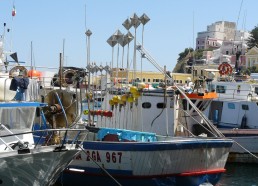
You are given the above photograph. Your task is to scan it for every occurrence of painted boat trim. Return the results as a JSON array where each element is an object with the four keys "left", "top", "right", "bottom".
[
  {"left": 83, "top": 139, "right": 233, "bottom": 151},
  {"left": 64, "top": 167, "right": 226, "bottom": 178}
]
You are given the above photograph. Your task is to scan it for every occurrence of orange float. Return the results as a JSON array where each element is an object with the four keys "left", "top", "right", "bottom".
[{"left": 28, "top": 69, "right": 42, "bottom": 79}]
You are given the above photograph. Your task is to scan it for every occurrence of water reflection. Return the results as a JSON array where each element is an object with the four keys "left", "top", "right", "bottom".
[{"left": 217, "top": 163, "right": 258, "bottom": 186}]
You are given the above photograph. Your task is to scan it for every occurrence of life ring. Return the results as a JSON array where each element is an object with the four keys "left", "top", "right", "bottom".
[
  {"left": 9, "top": 66, "right": 28, "bottom": 77},
  {"left": 218, "top": 63, "right": 232, "bottom": 75}
]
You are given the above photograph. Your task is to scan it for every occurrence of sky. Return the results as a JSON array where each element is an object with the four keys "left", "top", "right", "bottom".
[{"left": 0, "top": 0, "right": 257, "bottom": 72}]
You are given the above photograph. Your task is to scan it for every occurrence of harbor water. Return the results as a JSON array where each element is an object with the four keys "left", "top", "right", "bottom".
[{"left": 217, "top": 163, "right": 258, "bottom": 185}]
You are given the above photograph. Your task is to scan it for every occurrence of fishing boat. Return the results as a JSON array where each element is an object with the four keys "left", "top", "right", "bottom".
[
  {"left": 57, "top": 81, "right": 233, "bottom": 186},
  {"left": 0, "top": 95, "right": 87, "bottom": 185},
  {"left": 203, "top": 71, "right": 258, "bottom": 163},
  {"left": 56, "top": 62, "right": 233, "bottom": 186},
  {"left": 0, "top": 38, "right": 89, "bottom": 185},
  {"left": 55, "top": 14, "right": 233, "bottom": 185}
]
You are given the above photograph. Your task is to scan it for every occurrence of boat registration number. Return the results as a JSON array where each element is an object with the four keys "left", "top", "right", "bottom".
[{"left": 76, "top": 150, "right": 123, "bottom": 163}]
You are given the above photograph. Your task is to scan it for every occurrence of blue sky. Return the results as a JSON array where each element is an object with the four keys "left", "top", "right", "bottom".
[{"left": 0, "top": 0, "right": 257, "bottom": 72}]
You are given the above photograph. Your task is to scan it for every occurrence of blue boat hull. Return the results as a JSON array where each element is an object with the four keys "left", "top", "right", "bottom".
[{"left": 58, "top": 169, "right": 222, "bottom": 186}]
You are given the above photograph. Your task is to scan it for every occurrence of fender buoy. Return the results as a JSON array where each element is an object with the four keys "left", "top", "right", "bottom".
[{"left": 218, "top": 63, "right": 232, "bottom": 75}]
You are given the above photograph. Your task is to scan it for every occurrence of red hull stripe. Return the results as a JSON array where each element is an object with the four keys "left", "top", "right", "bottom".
[
  {"left": 64, "top": 168, "right": 226, "bottom": 179},
  {"left": 179, "top": 169, "right": 226, "bottom": 176}
]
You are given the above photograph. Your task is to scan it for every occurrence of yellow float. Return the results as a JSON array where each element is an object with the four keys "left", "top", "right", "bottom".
[{"left": 130, "top": 86, "right": 138, "bottom": 94}]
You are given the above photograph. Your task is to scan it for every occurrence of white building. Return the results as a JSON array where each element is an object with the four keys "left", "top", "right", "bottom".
[
  {"left": 196, "top": 21, "right": 250, "bottom": 66},
  {"left": 196, "top": 21, "right": 250, "bottom": 50}
]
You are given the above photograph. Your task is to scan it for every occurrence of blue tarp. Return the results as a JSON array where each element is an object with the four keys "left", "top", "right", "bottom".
[{"left": 97, "top": 128, "right": 157, "bottom": 142}]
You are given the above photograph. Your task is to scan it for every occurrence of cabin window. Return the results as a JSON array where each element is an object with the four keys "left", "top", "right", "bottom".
[
  {"left": 142, "top": 102, "right": 151, "bottom": 109},
  {"left": 228, "top": 103, "right": 235, "bottom": 109},
  {"left": 242, "top": 104, "right": 249, "bottom": 110},
  {"left": 157, "top": 103, "right": 166, "bottom": 109},
  {"left": 216, "top": 85, "right": 226, "bottom": 93}
]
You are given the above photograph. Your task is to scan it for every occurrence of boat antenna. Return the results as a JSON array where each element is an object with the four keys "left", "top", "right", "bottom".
[
  {"left": 233, "top": 0, "right": 244, "bottom": 73},
  {"left": 192, "top": 11, "right": 195, "bottom": 81},
  {"left": 30, "top": 41, "right": 33, "bottom": 78},
  {"left": 62, "top": 38, "right": 65, "bottom": 66}
]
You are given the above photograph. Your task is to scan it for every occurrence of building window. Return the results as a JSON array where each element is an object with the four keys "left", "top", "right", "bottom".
[
  {"left": 148, "top": 79, "right": 150, "bottom": 82},
  {"left": 255, "top": 87, "right": 258, "bottom": 94},
  {"left": 226, "top": 51, "right": 229, "bottom": 55},
  {"left": 153, "top": 79, "right": 156, "bottom": 82},
  {"left": 143, "top": 78, "right": 145, "bottom": 82},
  {"left": 198, "top": 41, "right": 199, "bottom": 44},
  {"left": 194, "top": 70, "right": 197, "bottom": 76}
]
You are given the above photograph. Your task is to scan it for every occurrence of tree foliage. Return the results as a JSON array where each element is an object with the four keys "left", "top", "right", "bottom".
[
  {"left": 174, "top": 48, "right": 206, "bottom": 73},
  {"left": 242, "top": 66, "right": 258, "bottom": 75},
  {"left": 247, "top": 25, "right": 258, "bottom": 49},
  {"left": 177, "top": 48, "right": 193, "bottom": 62}
]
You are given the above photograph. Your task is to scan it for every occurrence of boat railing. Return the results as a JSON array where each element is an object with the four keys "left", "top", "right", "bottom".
[
  {"left": 0, "top": 127, "right": 89, "bottom": 151},
  {"left": 216, "top": 88, "right": 258, "bottom": 101},
  {"left": 0, "top": 64, "right": 88, "bottom": 101}
]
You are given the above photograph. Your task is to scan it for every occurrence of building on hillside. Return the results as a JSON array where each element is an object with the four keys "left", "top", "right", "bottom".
[
  {"left": 196, "top": 21, "right": 236, "bottom": 50},
  {"left": 171, "top": 73, "right": 191, "bottom": 84},
  {"left": 245, "top": 46, "right": 258, "bottom": 69},
  {"left": 95, "top": 68, "right": 193, "bottom": 87},
  {"left": 196, "top": 21, "right": 250, "bottom": 51},
  {"left": 110, "top": 68, "right": 168, "bottom": 84},
  {"left": 196, "top": 21, "right": 250, "bottom": 67}
]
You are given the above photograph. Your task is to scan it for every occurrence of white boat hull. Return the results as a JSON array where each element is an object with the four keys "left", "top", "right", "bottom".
[
  {"left": 0, "top": 145, "right": 79, "bottom": 186},
  {"left": 221, "top": 129, "right": 258, "bottom": 163},
  {"left": 60, "top": 137, "right": 232, "bottom": 186}
]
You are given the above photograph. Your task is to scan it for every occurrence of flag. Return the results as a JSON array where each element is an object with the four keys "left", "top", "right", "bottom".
[{"left": 12, "top": 6, "right": 16, "bottom": 17}]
